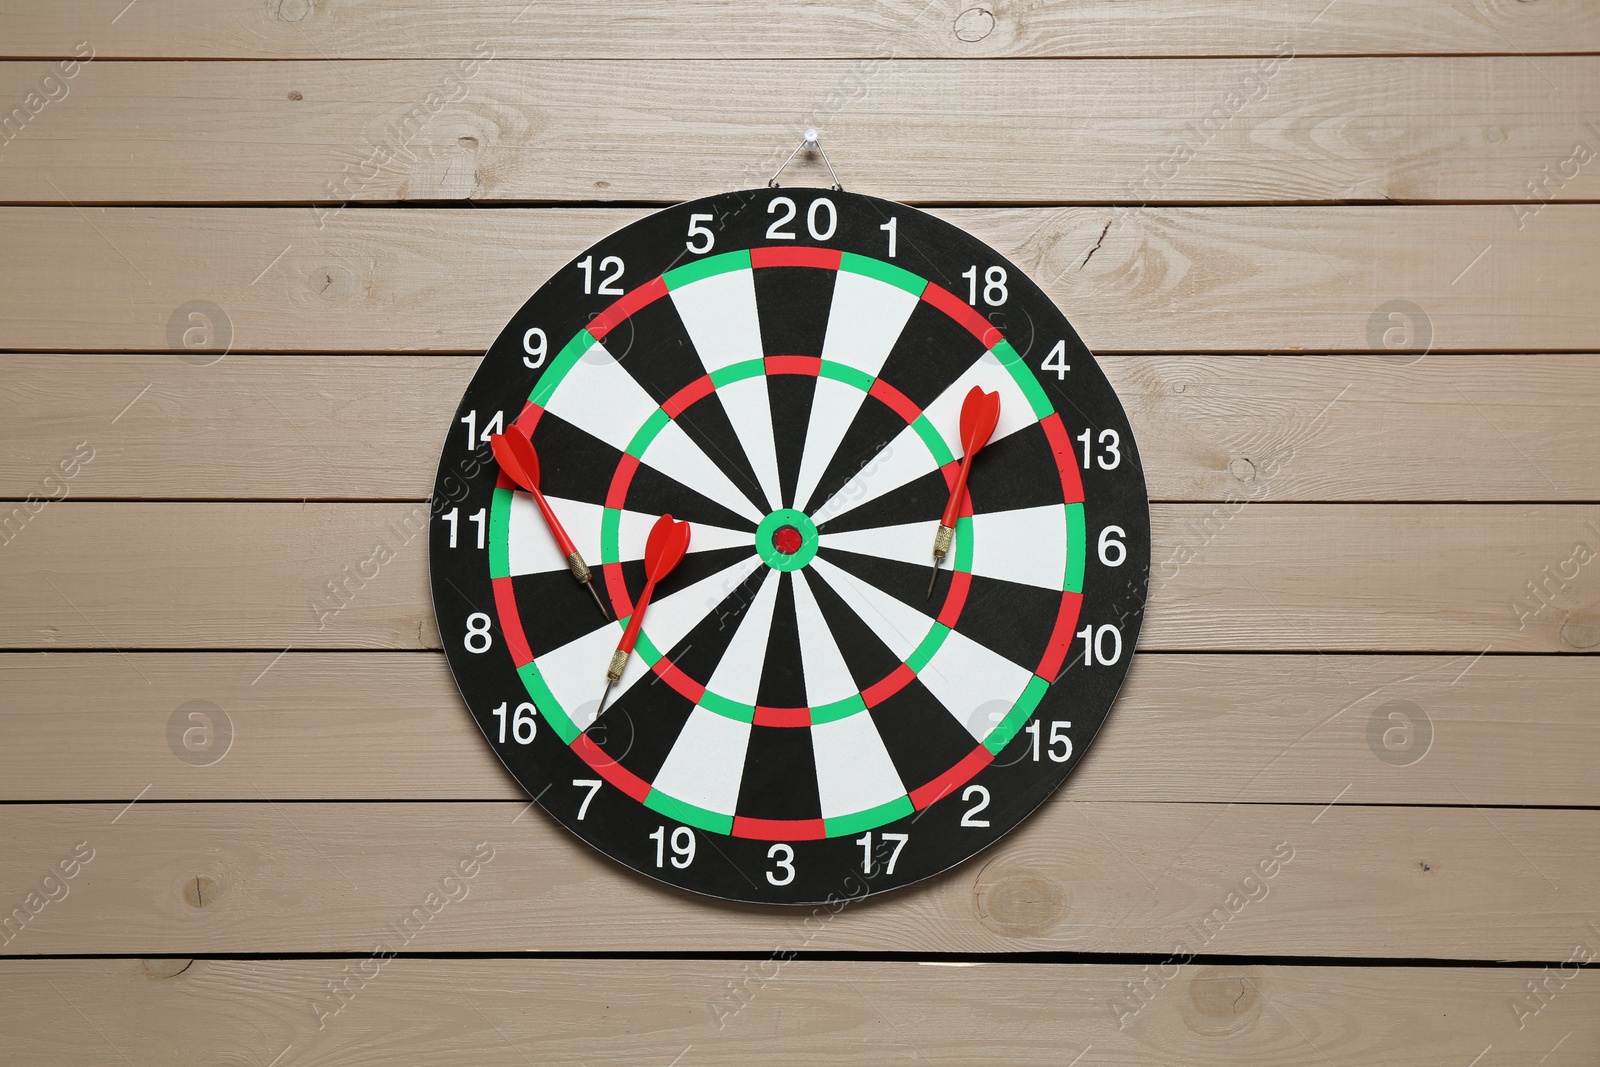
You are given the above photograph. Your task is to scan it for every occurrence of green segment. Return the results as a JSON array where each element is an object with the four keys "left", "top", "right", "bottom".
[
  {"left": 531, "top": 330, "right": 597, "bottom": 406},
  {"left": 709, "top": 358, "right": 767, "bottom": 388},
  {"left": 756, "top": 508, "right": 819, "bottom": 572},
  {"left": 624, "top": 407, "right": 672, "bottom": 460},
  {"left": 645, "top": 790, "right": 735, "bottom": 835},
  {"left": 817, "top": 359, "right": 875, "bottom": 392},
  {"left": 518, "top": 662, "right": 579, "bottom": 745},
  {"left": 910, "top": 414, "right": 956, "bottom": 467},
  {"left": 1064, "top": 503, "right": 1086, "bottom": 593},
  {"left": 824, "top": 795, "right": 915, "bottom": 838},
  {"left": 985, "top": 674, "right": 1050, "bottom": 755},
  {"left": 488, "top": 487, "right": 513, "bottom": 579},
  {"left": 663, "top": 249, "right": 750, "bottom": 290},
  {"left": 600, "top": 505, "right": 623, "bottom": 565},
  {"left": 699, "top": 689, "right": 756, "bottom": 723},
  {"left": 953, "top": 514, "right": 974, "bottom": 574},
  {"left": 906, "top": 624, "right": 951, "bottom": 674},
  {"left": 810, "top": 694, "right": 867, "bottom": 724},
  {"left": 839, "top": 252, "right": 927, "bottom": 296}
]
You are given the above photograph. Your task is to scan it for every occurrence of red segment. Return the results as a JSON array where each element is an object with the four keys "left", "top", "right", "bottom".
[
  {"left": 765, "top": 354, "right": 822, "bottom": 377},
  {"left": 513, "top": 400, "right": 545, "bottom": 435},
  {"left": 1039, "top": 413, "right": 1086, "bottom": 504},
  {"left": 868, "top": 378, "right": 922, "bottom": 425},
  {"left": 862, "top": 664, "right": 916, "bottom": 708},
  {"left": 1037, "top": 590, "right": 1085, "bottom": 680},
  {"left": 588, "top": 276, "right": 668, "bottom": 340},
  {"left": 651, "top": 655, "right": 706, "bottom": 705},
  {"left": 492, "top": 577, "right": 533, "bottom": 668},
  {"left": 732, "top": 815, "right": 827, "bottom": 841},
  {"left": 663, "top": 374, "right": 715, "bottom": 418},
  {"left": 922, "top": 282, "right": 1004, "bottom": 349},
  {"left": 572, "top": 734, "right": 651, "bottom": 802},
  {"left": 602, "top": 560, "right": 632, "bottom": 619},
  {"left": 936, "top": 570, "right": 972, "bottom": 628},
  {"left": 605, "top": 453, "right": 640, "bottom": 510},
  {"left": 772, "top": 525, "right": 803, "bottom": 555},
  {"left": 751, "top": 246, "right": 842, "bottom": 270},
  {"left": 753, "top": 705, "right": 812, "bottom": 728},
  {"left": 910, "top": 745, "right": 994, "bottom": 810}
]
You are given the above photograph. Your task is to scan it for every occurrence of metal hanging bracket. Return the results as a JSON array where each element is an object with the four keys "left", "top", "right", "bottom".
[{"left": 767, "top": 128, "right": 843, "bottom": 191}]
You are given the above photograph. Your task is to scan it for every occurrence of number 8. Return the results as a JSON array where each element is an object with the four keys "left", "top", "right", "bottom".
[{"left": 464, "top": 612, "right": 493, "bottom": 653}]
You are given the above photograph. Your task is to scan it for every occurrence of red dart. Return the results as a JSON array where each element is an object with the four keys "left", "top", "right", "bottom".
[
  {"left": 928, "top": 386, "right": 1001, "bottom": 598},
  {"left": 489, "top": 425, "right": 611, "bottom": 622},
  {"left": 596, "top": 514, "right": 692, "bottom": 718}
]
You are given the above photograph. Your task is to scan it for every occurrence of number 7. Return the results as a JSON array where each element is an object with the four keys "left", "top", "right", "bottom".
[{"left": 573, "top": 779, "right": 602, "bottom": 820}]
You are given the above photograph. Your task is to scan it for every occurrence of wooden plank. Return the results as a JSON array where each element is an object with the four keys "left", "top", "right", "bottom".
[
  {"left": 5, "top": 353, "right": 1599, "bottom": 502},
  {"left": 6, "top": 58, "right": 1599, "bottom": 204},
  {"left": 3, "top": 206, "right": 1595, "bottom": 354},
  {"left": 0, "top": 799, "right": 1592, "bottom": 957},
  {"left": 3, "top": 0, "right": 1597, "bottom": 58},
  {"left": 3, "top": 959, "right": 1596, "bottom": 1066},
  {"left": 4, "top": 502, "right": 1597, "bottom": 653},
  {"left": 2, "top": 652, "right": 1594, "bottom": 806}
]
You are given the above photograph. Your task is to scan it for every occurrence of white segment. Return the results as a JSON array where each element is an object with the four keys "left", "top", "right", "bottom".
[
  {"left": 969, "top": 505, "right": 1069, "bottom": 590},
  {"left": 811, "top": 714, "right": 907, "bottom": 820},
  {"left": 819, "top": 269, "right": 922, "bottom": 376},
  {"left": 670, "top": 268, "right": 763, "bottom": 372},
  {"left": 541, "top": 340, "right": 660, "bottom": 452},
  {"left": 506, "top": 496, "right": 752, "bottom": 577},
  {"left": 917, "top": 627, "right": 1037, "bottom": 744},
  {"left": 703, "top": 569, "right": 780, "bottom": 706},
  {"left": 614, "top": 508, "right": 753, "bottom": 563},
  {"left": 818, "top": 517, "right": 944, "bottom": 571},
  {"left": 650, "top": 707, "right": 751, "bottom": 817},
  {"left": 792, "top": 271, "right": 921, "bottom": 509},
  {"left": 543, "top": 340, "right": 764, "bottom": 524},
  {"left": 641, "top": 419, "right": 766, "bottom": 525},
  {"left": 809, "top": 421, "right": 940, "bottom": 526},
  {"left": 711, "top": 374, "right": 782, "bottom": 512},
  {"left": 791, "top": 571, "right": 860, "bottom": 707},
  {"left": 791, "top": 376, "right": 867, "bottom": 514},
  {"left": 505, "top": 494, "right": 604, "bottom": 576},
  {"left": 540, "top": 553, "right": 762, "bottom": 731},
  {"left": 809, "top": 556, "right": 933, "bottom": 662},
  {"left": 920, "top": 350, "right": 1039, "bottom": 452}
]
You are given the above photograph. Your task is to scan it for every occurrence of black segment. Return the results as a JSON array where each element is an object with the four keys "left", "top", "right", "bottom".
[
  {"left": 608, "top": 295, "right": 703, "bottom": 401},
  {"left": 662, "top": 566, "right": 774, "bottom": 684},
  {"left": 609, "top": 545, "right": 757, "bottom": 619},
  {"left": 875, "top": 299, "right": 988, "bottom": 411},
  {"left": 671, "top": 394, "right": 771, "bottom": 515},
  {"left": 952, "top": 573, "right": 1062, "bottom": 676},
  {"left": 754, "top": 265, "right": 836, "bottom": 357},
  {"left": 528, "top": 411, "right": 624, "bottom": 508},
  {"left": 802, "top": 397, "right": 917, "bottom": 517},
  {"left": 624, "top": 460, "right": 757, "bottom": 534},
  {"left": 801, "top": 570, "right": 903, "bottom": 689},
  {"left": 816, "top": 546, "right": 941, "bottom": 622},
  {"left": 736, "top": 724, "right": 822, "bottom": 822},
  {"left": 755, "top": 572, "right": 807, "bottom": 710},
  {"left": 593, "top": 680, "right": 697, "bottom": 786},
  {"left": 509, "top": 570, "right": 614, "bottom": 660},
  {"left": 768, "top": 373, "right": 818, "bottom": 509},
  {"left": 866, "top": 678, "right": 984, "bottom": 792}
]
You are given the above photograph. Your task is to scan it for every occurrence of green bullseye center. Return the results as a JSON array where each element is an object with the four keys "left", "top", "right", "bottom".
[{"left": 756, "top": 508, "right": 819, "bottom": 571}]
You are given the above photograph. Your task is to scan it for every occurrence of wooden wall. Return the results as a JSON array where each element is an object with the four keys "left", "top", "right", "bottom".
[{"left": 2, "top": 1, "right": 1598, "bottom": 1062}]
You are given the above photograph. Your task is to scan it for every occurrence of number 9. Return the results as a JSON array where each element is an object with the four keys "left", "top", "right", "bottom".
[{"left": 523, "top": 328, "right": 547, "bottom": 369}]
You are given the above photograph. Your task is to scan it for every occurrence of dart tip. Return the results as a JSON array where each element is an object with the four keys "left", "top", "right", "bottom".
[
  {"left": 926, "top": 559, "right": 941, "bottom": 599},
  {"left": 595, "top": 679, "right": 615, "bottom": 721},
  {"left": 586, "top": 580, "right": 612, "bottom": 622}
]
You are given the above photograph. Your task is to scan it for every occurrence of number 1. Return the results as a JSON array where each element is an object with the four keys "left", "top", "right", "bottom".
[{"left": 880, "top": 217, "right": 897, "bottom": 258}]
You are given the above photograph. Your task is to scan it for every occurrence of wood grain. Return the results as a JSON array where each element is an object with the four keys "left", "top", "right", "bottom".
[
  {"left": 0, "top": 799, "right": 1592, "bottom": 957},
  {"left": 3, "top": 959, "right": 1596, "bottom": 1066},
  {"left": 4, "top": 502, "right": 1596, "bottom": 653},
  {"left": 2, "top": 652, "right": 1594, "bottom": 806},
  {"left": 3, "top": 206, "right": 1596, "bottom": 353},
  {"left": 5, "top": 353, "right": 1598, "bottom": 502},
  {"left": 3, "top": 0, "right": 1596, "bottom": 58},
  {"left": 6, "top": 58, "right": 1599, "bottom": 203}
]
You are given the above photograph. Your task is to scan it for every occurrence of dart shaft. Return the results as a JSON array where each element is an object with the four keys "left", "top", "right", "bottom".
[
  {"left": 530, "top": 485, "right": 581, "bottom": 558},
  {"left": 940, "top": 454, "right": 976, "bottom": 530}
]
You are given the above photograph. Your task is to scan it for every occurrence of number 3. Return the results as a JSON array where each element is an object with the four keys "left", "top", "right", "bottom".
[{"left": 767, "top": 844, "right": 795, "bottom": 885}]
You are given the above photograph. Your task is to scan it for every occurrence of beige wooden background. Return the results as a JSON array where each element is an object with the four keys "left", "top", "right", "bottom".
[{"left": 2, "top": 1, "right": 1598, "bottom": 1063}]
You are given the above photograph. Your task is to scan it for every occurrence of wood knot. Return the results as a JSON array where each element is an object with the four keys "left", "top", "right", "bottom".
[
  {"left": 287, "top": 90, "right": 303, "bottom": 101},
  {"left": 1228, "top": 457, "right": 1258, "bottom": 483},
  {"left": 972, "top": 865, "right": 1066, "bottom": 937},
  {"left": 142, "top": 958, "right": 194, "bottom": 980},
  {"left": 1561, "top": 611, "right": 1600, "bottom": 649},
  {"left": 276, "top": 0, "right": 312, "bottom": 22},
  {"left": 1184, "top": 966, "right": 1263, "bottom": 1035},
  {"left": 954, "top": 7, "right": 996, "bottom": 42},
  {"left": 182, "top": 875, "right": 221, "bottom": 909}
]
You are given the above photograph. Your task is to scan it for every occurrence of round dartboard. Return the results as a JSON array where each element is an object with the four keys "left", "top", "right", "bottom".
[{"left": 430, "top": 187, "right": 1149, "bottom": 905}]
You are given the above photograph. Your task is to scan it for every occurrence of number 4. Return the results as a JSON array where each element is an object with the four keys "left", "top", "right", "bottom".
[{"left": 1041, "top": 340, "right": 1070, "bottom": 380}]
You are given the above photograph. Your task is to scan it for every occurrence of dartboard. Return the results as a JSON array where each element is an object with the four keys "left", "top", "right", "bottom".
[{"left": 430, "top": 187, "right": 1149, "bottom": 905}]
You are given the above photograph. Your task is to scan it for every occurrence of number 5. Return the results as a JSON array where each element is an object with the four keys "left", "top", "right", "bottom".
[{"left": 686, "top": 213, "right": 715, "bottom": 254}]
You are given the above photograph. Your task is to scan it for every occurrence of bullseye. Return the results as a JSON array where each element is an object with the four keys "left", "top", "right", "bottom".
[{"left": 772, "top": 525, "right": 803, "bottom": 555}]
